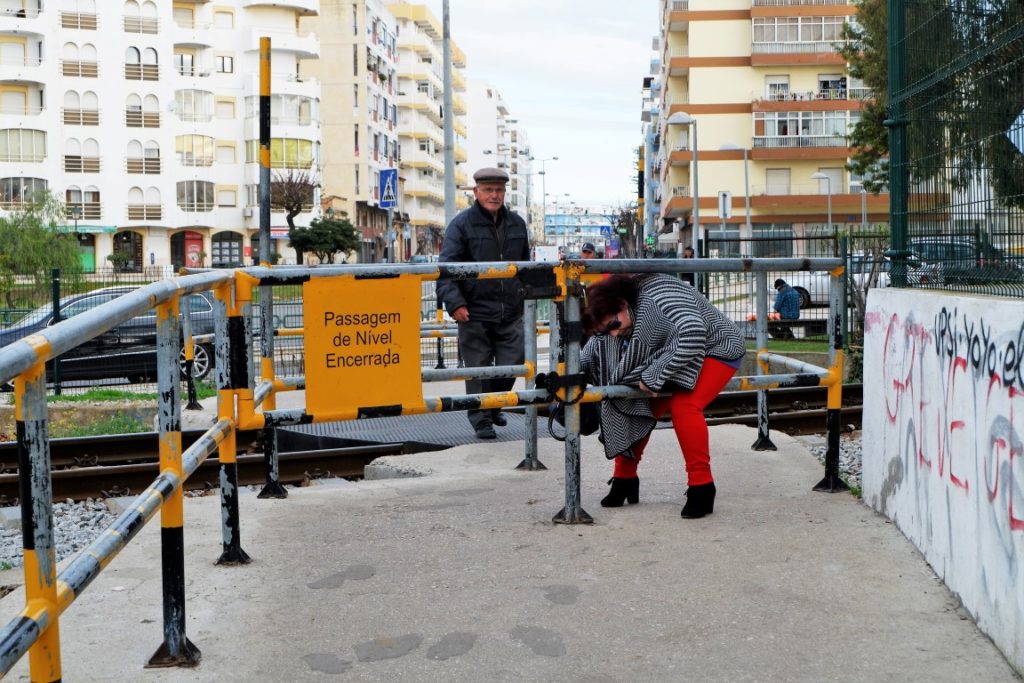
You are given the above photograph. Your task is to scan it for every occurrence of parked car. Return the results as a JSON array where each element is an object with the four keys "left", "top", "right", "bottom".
[
  {"left": 849, "top": 252, "right": 891, "bottom": 291},
  {"left": 0, "top": 287, "right": 215, "bottom": 388},
  {"left": 906, "top": 237, "right": 1023, "bottom": 286}
]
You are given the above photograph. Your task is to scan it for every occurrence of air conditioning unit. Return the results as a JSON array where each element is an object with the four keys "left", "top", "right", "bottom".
[{"left": 242, "top": 207, "right": 253, "bottom": 218}]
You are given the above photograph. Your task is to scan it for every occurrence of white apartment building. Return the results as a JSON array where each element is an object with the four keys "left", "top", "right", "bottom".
[
  {"left": 465, "top": 79, "right": 532, "bottom": 224},
  {"left": 0, "top": 0, "right": 320, "bottom": 272},
  {"left": 301, "top": 0, "right": 402, "bottom": 263},
  {"left": 387, "top": 2, "right": 467, "bottom": 255}
]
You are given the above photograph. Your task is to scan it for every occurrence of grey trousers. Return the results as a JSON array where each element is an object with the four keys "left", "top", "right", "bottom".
[{"left": 457, "top": 318, "right": 524, "bottom": 429}]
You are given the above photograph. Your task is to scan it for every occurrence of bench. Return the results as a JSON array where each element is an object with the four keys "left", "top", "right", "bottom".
[{"left": 741, "top": 318, "right": 828, "bottom": 340}]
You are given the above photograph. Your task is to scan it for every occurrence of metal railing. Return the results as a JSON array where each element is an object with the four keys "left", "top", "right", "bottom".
[{"left": 0, "top": 258, "right": 848, "bottom": 678}]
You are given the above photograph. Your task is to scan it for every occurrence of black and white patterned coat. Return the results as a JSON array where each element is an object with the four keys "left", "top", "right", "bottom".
[{"left": 581, "top": 275, "right": 745, "bottom": 460}]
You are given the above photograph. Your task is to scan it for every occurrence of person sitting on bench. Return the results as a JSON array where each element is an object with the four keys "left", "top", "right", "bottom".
[{"left": 771, "top": 278, "right": 801, "bottom": 339}]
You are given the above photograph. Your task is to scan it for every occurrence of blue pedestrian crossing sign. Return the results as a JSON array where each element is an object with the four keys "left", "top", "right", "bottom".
[{"left": 379, "top": 169, "right": 398, "bottom": 209}]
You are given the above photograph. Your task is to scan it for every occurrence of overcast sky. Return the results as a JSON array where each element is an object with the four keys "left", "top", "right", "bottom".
[{"left": 420, "top": 0, "right": 658, "bottom": 210}]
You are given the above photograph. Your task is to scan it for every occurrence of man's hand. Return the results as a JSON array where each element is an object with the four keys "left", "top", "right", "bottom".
[
  {"left": 638, "top": 381, "right": 657, "bottom": 397},
  {"left": 451, "top": 306, "right": 470, "bottom": 322}
]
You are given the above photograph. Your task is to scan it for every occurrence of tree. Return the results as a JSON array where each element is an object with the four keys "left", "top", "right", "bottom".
[
  {"left": 270, "top": 169, "right": 317, "bottom": 231},
  {"left": 838, "top": 0, "right": 889, "bottom": 193},
  {"left": 288, "top": 216, "right": 360, "bottom": 265},
  {"left": 612, "top": 204, "right": 642, "bottom": 258},
  {"left": 0, "top": 194, "right": 82, "bottom": 308}
]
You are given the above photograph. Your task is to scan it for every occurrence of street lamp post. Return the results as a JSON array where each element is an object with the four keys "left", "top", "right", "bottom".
[
  {"left": 811, "top": 172, "right": 833, "bottom": 234},
  {"left": 853, "top": 182, "right": 867, "bottom": 231},
  {"left": 70, "top": 204, "right": 82, "bottom": 234},
  {"left": 667, "top": 112, "right": 698, "bottom": 255},
  {"left": 531, "top": 155, "right": 558, "bottom": 242}
]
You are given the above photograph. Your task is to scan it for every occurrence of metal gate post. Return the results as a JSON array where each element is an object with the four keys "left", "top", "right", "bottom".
[
  {"left": 751, "top": 271, "right": 777, "bottom": 450},
  {"left": 553, "top": 268, "right": 592, "bottom": 524},
  {"left": 14, "top": 367, "right": 62, "bottom": 681},
  {"left": 180, "top": 293, "right": 202, "bottom": 411},
  {"left": 814, "top": 266, "right": 849, "bottom": 493},
  {"left": 213, "top": 282, "right": 252, "bottom": 565},
  {"left": 517, "top": 299, "right": 545, "bottom": 471},
  {"left": 147, "top": 296, "right": 201, "bottom": 668}
]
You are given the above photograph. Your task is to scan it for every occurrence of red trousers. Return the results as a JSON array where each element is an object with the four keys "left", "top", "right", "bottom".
[{"left": 612, "top": 358, "right": 737, "bottom": 486}]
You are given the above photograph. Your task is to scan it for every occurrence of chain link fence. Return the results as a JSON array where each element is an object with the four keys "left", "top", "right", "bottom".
[{"left": 890, "top": 2, "right": 1024, "bottom": 296}]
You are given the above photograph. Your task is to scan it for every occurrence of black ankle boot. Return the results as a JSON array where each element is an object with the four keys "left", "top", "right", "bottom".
[
  {"left": 600, "top": 477, "right": 639, "bottom": 507},
  {"left": 681, "top": 482, "right": 716, "bottom": 519}
]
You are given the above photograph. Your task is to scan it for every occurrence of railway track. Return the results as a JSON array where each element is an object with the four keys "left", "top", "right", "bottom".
[{"left": 0, "top": 385, "right": 863, "bottom": 502}]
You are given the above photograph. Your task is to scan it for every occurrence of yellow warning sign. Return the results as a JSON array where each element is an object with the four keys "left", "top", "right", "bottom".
[{"left": 303, "top": 275, "right": 423, "bottom": 415}]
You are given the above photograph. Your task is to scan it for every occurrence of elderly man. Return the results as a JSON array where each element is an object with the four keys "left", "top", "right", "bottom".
[{"left": 437, "top": 168, "right": 532, "bottom": 439}]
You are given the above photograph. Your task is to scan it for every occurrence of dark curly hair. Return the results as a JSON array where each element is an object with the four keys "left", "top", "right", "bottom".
[{"left": 583, "top": 275, "right": 642, "bottom": 334}]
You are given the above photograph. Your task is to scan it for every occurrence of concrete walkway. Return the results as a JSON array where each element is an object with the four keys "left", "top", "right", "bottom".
[{"left": 0, "top": 424, "right": 1019, "bottom": 681}]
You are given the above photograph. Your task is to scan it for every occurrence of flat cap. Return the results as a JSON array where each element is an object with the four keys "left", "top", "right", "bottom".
[{"left": 473, "top": 167, "right": 510, "bottom": 184}]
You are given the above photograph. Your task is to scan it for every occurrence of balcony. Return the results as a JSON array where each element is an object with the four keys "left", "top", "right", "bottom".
[
  {"left": 398, "top": 91, "right": 441, "bottom": 125},
  {"left": 123, "top": 16, "right": 159, "bottom": 34},
  {"left": 126, "top": 157, "right": 162, "bottom": 174},
  {"left": 177, "top": 200, "right": 215, "bottom": 213},
  {"left": 752, "top": 134, "right": 847, "bottom": 148},
  {"left": 60, "top": 11, "right": 97, "bottom": 30},
  {"left": 755, "top": 87, "right": 873, "bottom": 106},
  {"left": 398, "top": 31, "right": 438, "bottom": 59},
  {"left": 405, "top": 177, "right": 444, "bottom": 203},
  {"left": 64, "top": 155, "right": 101, "bottom": 173},
  {"left": 175, "top": 65, "right": 213, "bottom": 79},
  {"left": 125, "top": 110, "right": 160, "bottom": 127},
  {"left": 667, "top": 46, "right": 690, "bottom": 76},
  {"left": 172, "top": 20, "right": 214, "bottom": 48},
  {"left": 61, "top": 60, "right": 99, "bottom": 77},
  {"left": 62, "top": 108, "right": 100, "bottom": 125},
  {"left": 127, "top": 204, "right": 163, "bottom": 221},
  {"left": 752, "top": 0, "right": 850, "bottom": 5},
  {"left": 1, "top": 5, "right": 43, "bottom": 20},
  {"left": 750, "top": 134, "right": 850, "bottom": 160},
  {"left": 401, "top": 149, "right": 443, "bottom": 173},
  {"left": 124, "top": 63, "right": 159, "bottom": 81},
  {"left": 241, "top": 0, "right": 318, "bottom": 14},
  {"left": 452, "top": 94, "right": 467, "bottom": 115},
  {"left": 247, "top": 30, "right": 319, "bottom": 59},
  {"left": 0, "top": 149, "right": 44, "bottom": 163},
  {"left": 750, "top": 41, "right": 848, "bottom": 66},
  {"left": 65, "top": 202, "right": 101, "bottom": 220},
  {"left": 178, "top": 152, "right": 214, "bottom": 168}
]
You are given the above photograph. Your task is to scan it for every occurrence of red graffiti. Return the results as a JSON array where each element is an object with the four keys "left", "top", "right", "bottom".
[{"left": 879, "top": 308, "right": 1023, "bottom": 532}]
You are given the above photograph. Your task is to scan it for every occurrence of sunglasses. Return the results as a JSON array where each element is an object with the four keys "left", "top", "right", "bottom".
[{"left": 597, "top": 317, "right": 623, "bottom": 335}]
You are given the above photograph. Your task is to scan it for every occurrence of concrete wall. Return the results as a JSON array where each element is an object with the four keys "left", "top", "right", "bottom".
[{"left": 863, "top": 288, "right": 1024, "bottom": 673}]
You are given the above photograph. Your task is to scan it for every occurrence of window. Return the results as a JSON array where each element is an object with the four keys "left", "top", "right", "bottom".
[
  {"left": 175, "top": 89, "right": 213, "bottom": 121},
  {"left": 243, "top": 94, "right": 316, "bottom": 124},
  {"left": 214, "top": 10, "right": 233, "bottom": 29},
  {"left": 216, "top": 55, "right": 233, "bottom": 74},
  {"left": 0, "top": 129, "right": 46, "bottom": 162},
  {"left": 752, "top": 225, "right": 794, "bottom": 257},
  {"left": 216, "top": 144, "right": 236, "bottom": 164},
  {"left": 765, "top": 75, "right": 789, "bottom": 101},
  {"left": 177, "top": 180, "right": 215, "bottom": 211},
  {"left": 216, "top": 98, "right": 235, "bottom": 120},
  {"left": 0, "top": 177, "right": 47, "bottom": 208},
  {"left": 176, "top": 134, "right": 215, "bottom": 166},
  {"left": 244, "top": 138, "right": 315, "bottom": 169},
  {"left": 765, "top": 169, "right": 790, "bottom": 196},
  {"left": 815, "top": 167, "right": 843, "bottom": 195},
  {"left": 173, "top": 7, "right": 193, "bottom": 28},
  {"left": 211, "top": 232, "right": 243, "bottom": 267},
  {"left": 216, "top": 189, "right": 237, "bottom": 207}
]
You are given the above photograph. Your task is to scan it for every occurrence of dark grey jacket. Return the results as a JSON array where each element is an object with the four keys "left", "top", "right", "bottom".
[{"left": 436, "top": 202, "right": 531, "bottom": 323}]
